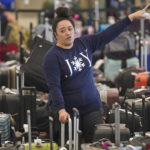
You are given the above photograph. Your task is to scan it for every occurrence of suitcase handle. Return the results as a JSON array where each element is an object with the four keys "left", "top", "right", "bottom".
[
  {"left": 113, "top": 103, "right": 120, "bottom": 147},
  {"left": 49, "top": 116, "right": 53, "bottom": 150},
  {"left": 142, "top": 94, "right": 146, "bottom": 136},
  {"left": 0, "top": 131, "right": 2, "bottom": 147},
  {"left": 20, "top": 86, "right": 37, "bottom": 97},
  {"left": 73, "top": 108, "right": 81, "bottom": 150},
  {"left": 68, "top": 118, "right": 72, "bottom": 150},
  {"left": 61, "top": 118, "right": 72, "bottom": 150},
  {"left": 27, "top": 110, "right": 32, "bottom": 150},
  {"left": 61, "top": 123, "right": 65, "bottom": 148},
  {"left": 20, "top": 86, "right": 36, "bottom": 93},
  {"left": 60, "top": 108, "right": 81, "bottom": 150}
]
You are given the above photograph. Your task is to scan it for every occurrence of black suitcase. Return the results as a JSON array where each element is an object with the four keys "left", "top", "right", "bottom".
[
  {"left": 22, "top": 110, "right": 59, "bottom": 150},
  {"left": 19, "top": 87, "right": 37, "bottom": 130},
  {"left": 125, "top": 96, "right": 150, "bottom": 132},
  {"left": 93, "top": 103, "right": 130, "bottom": 143},
  {"left": 125, "top": 96, "right": 150, "bottom": 147},
  {"left": 107, "top": 108, "right": 142, "bottom": 132},
  {"left": 0, "top": 87, "right": 37, "bottom": 131},
  {"left": 0, "top": 66, "right": 17, "bottom": 89},
  {"left": 0, "top": 89, "right": 20, "bottom": 129},
  {"left": 81, "top": 103, "right": 123, "bottom": 150}
]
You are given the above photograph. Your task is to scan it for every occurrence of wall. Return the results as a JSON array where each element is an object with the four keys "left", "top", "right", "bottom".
[{"left": 15, "top": 0, "right": 47, "bottom": 29}]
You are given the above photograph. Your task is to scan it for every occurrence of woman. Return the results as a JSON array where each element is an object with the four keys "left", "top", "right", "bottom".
[{"left": 42, "top": 5, "right": 149, "bottom": 143}]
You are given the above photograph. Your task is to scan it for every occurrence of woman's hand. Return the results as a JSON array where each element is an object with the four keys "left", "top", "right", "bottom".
[
  {"left": 58, "top": 108, "right": 70, "bottom": 123},
  {"left": 128, "top": 4, "right": 150, "bottom": 21}
]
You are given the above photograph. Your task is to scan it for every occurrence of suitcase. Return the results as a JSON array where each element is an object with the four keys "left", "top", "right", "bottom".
[
  {"left": 125, "top": 96, "right": 150, "bottom": 132},
  {"left": 0, "top": 89, "right": 20, "bottom": 129},
  {"left": 59, "top": 108, "right": 81, "bottom": 150},
  {"left": 0, "top": 87, "right": 37, "bottom": 131},
  {"left": 0, "top": 114, "right": 10, "bottom": 143},
  {"left": 97, "top": 85, "right": 119, "bottom": 109},
  {"left": 134, "top": 72, "right": 150, "bottom": 87},
  {"left": 0, "top": 66, "right": 17, "bottom": 89},
  {"left": 126, "top": 96, "right": 150, "bottom": 147},
  {"left": 0, "top": 43, "right": 18, "bottom": 62},
  {"left": 0, "top": 128, "right": 17, "bottom": 150},
  {"left": 107, "top": 108, "right": 142, "bottom": 132},
  {"left": 93, "top": 103, "right": 130, "bottom": 143},
  {"left": 115, "top": 66, "right": 143, "bottom": 96},
  {"left": 81, "top": 103, "right": 123, "bottom": 150},
  {"left": 23, "top": 110, "right": 58, "bottom": 150},
  {"left": 19, "top": 87, "right": 37, "bottom": 130}
]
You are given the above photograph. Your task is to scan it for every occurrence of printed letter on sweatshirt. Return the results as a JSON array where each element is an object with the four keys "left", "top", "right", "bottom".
[
  {"left": 65, "top": 59, "right": 73, "bottom": 76},
  {"left": 79, "top": 49, "right": 91, "bottom": 67}
]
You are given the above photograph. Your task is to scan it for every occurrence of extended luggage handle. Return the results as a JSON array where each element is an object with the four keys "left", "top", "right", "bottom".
[
  {"left": 49, "top": 116, "right": 54, "bottom": 150},
  {"left": 112, "top": 103, "right": 120, "bottom": 147},
  {"left": 73, "top": 108, "right": 81, "bottom": 150},
  {"left": 20, "top": 86, "right": 37, "bottom": 96},
  {"left": 16, "top": 66, "right": 25, "bottom": 93},
  {"left": 0, "top": 131, "right": 1, "bottom": 147},
  {"left": 27, "top": 110, "right": 32, "bottom": 150},
  {"left": 141, "top": 94, "right": 146, "bottom": 136},
  {"left": 60, "top": 108, "right": 81, "bottom": 150},
  {"left": 61, "top": 118, "right": 72, "bottom": 150}
]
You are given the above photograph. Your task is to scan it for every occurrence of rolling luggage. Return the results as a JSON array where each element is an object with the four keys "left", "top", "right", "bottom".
[
  {"left": 93, "top": 103, "right": 130, "bottom": 143},
  {"left": 81, "top": 103, "right": 123, "bottom": 150},
  {"left": 0, "top": 125, "right": 17, "bottom": 150},
  {"left": 23, "top": 110, "right": 58, "bottom": 150},
  {"left": 0, "top": 66, "right": 17, "bottom": 89},
  {"left": 0, "top": 114, "right": 10, "bottom": 143},
  {"left": 126, "top": 95, "right": 150, "bottom": 147},
  {"left": 0, "top": 88, "right": 20, "bottom": 129},
  {"left": 115, "top": 66, "right": 143, "bottom": 96},
  {"left": 134, "top": 72, "right": 150, "bottom": 87},
  {"left": 0, "top": 87, "right": 37, "bottom": 131},
  {"left": 96, "top": 85, "right": 119, "bottom": 109},
  {"left": 125, "top": 96, "right": 150, "bottom": 132},
  {"left": 19, "top": 87, "right": 37, "bottom": 130},
  {"left": 59, "top": 108, "right": 81, "bottom": 150},
  {"left": 107, "top": 108, "right": 142, "bottom": 132}
]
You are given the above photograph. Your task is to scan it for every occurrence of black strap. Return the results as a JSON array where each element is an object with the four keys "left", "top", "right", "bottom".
[{"left": 121, "top": 59, "right": 127, "bottom": 68}]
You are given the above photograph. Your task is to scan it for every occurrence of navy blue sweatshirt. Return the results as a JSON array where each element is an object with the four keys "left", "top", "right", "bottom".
[{"left": 42, "top": 17, "right": 131, "bottom": 115}]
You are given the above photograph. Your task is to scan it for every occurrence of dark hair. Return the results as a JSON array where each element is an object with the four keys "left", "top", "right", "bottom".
[{"left": 52, "top": 7, "right": 75, "bottom": 33}]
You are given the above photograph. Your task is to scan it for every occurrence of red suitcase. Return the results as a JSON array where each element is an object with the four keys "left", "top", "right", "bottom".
[{"left": 134, "top": 72, "right": 150, "bottom": 87}]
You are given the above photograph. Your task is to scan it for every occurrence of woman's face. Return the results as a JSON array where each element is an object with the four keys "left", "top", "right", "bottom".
[{"left": 55, "top": 20, "right": 75, "bottom": 48}]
